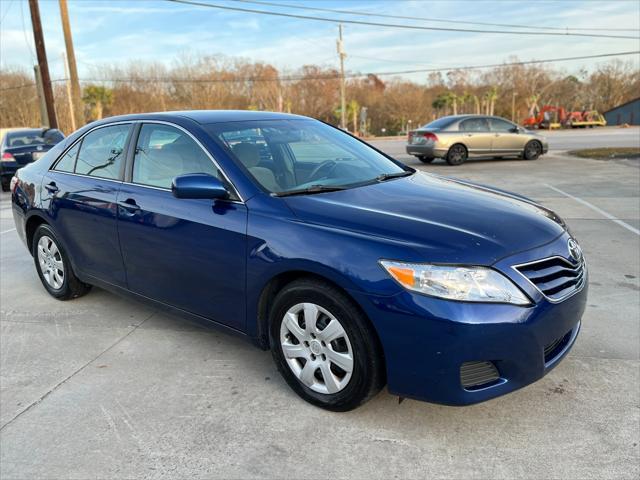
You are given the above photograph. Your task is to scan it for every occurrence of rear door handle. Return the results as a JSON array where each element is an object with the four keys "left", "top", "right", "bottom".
[
  {"left": 44, "top": 181, "right": 59, "bottom": 193},
  {"left": 118, "top": 198, "right": 141, "bottom": 212}
]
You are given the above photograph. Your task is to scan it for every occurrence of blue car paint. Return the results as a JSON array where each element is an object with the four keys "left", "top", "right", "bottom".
[{"left": 11, "top": 110, "right": 587, "bottom": 406}]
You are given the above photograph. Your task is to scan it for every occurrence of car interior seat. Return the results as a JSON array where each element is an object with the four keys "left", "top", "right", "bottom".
[{"left": 231, "top": 143, "right": 280, "bottom": 192}]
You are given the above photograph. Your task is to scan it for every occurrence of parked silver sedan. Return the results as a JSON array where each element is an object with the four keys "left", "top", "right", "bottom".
[{"left": 406, "top": 115, "right": 548, "bottom": 165}]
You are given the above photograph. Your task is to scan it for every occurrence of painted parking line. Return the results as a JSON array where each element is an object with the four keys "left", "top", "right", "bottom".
[
  {"left": 1, "top": 228, "right": 16, "bottom": 235},
  {"left": 544, "top": 184, "right": 640, "bottom": 236}
]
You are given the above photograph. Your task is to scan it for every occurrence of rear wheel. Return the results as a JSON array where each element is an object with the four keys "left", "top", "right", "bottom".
[
  {"left": 1, "top": 178, "right": 9, "bottom": 192},
  {"left": 417, "top": 155, "right": 435, "bottom": 164},
  {"left": 269, "top": 279, "right": 385, "bottom": 411},
  {"left": 32, "top": 224, "right": 91, "bottom": 300},
  {"left": 523, "top": 140, "right": 542, "bottom": 160},
  {"left": 446, "top": 144, "right": 467, "bottom": 165}
]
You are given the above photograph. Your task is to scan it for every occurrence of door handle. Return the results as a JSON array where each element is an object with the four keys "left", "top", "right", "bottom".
[
  {"left": 118, "top": 198, "right": 141, "bottom": 212},
  {"left": 44, "top": 181, "right": 59, "bottom": 193}
]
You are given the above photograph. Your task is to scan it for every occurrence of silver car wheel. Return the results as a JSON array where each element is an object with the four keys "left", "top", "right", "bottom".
[
  {"left": 280, "top": 302, "right": 354, "bottom": 394},
  {"left": 37, "top": 235, "right": 65, "bottom": 290}
]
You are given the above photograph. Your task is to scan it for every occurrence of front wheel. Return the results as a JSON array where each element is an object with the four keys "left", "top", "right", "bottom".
[
  {"left": 523, "top": 140, "right": 542, "bottom": 160},
  {"left": 33, "top": 224, "right": 92, "bottom": 300},
  {"left": 269, "top": 279, "right": 385, "bottom": 411},
  {"left": 446, "top": 144, "right": 467, "bottom": 165}
]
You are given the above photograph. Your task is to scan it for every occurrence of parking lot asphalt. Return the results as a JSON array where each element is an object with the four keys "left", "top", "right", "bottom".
[{"left": 1, "top": 140, "right": 639, "bottom": 479}]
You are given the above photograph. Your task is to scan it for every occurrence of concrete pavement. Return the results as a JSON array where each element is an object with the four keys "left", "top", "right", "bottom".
[{"left": 0, "top": 147, "right": 638, "bottom": 479}]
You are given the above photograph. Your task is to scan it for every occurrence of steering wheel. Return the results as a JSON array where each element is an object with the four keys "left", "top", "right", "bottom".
[{"left": 308, "top": 160, "right": 337, "bottom": 182}]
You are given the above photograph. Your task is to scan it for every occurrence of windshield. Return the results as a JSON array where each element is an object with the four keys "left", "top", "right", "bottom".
[
  {"left": 6, "top": 129, "right": 64, "bottom": 147},
  {"left": 206, "top": 119, "right": 407, "bottom": 194}
]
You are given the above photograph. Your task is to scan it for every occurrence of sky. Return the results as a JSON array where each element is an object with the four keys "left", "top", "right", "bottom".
[{"left": 0, "top": 0, "right": 639, "bottom": 84}]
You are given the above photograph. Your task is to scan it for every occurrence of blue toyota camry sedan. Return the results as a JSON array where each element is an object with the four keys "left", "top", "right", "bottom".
[{"left": 10, "top": 110, "right": 587, "bottom": 411}]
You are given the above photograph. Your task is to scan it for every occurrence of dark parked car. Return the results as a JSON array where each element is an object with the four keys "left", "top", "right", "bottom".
[
  {"left": 11, "top": 111, "right": 587, "bottom": 411},
  {"left": 1, "top": 128, "right": 65, "bottom": 191}
]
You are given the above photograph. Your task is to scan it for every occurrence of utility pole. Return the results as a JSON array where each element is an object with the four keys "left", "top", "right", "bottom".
[
  {"left": 28, "top": 0, "right": 57, "bottom": 129},
  {"left": 511, "top": 91, "right": 518, "bottom": 122},
  {"left": 62, "top": 52, "right": 76, "bottom": 131},
  {"left": 33, "top": 65, "right": 48, "bottom": 127},
  {"left": 59, "top": 0, "right": 83, "bottom": 128},
  {"left": 337, "top": 24, "right": 346, "bottom": 130}
]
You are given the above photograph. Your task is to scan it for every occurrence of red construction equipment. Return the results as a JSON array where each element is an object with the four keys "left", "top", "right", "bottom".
[
  {"left": 522, "top": 105, "right": 607, "bottom": 129},
  {"left": 564, "top": 110, "right": 607, "bottom": 128},
  {"left": 522, "top": 105, "right": 567, "bottom": 129}
]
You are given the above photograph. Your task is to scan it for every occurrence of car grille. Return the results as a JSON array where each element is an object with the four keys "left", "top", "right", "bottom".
[
  {"left": 544, "top": 330, "right": 572, "bottom": 363},
  {"left": 515, "top": 256, "right": 585, "bottom": 302},
  {"left": 460, "top": 361, "right": 500, "bottom": 390}
]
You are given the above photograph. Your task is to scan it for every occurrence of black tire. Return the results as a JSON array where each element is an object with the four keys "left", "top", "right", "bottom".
[
  {"left": 32, "top": 224, "right": 91, "bottom": 300},
  {"left": 446, "top": 144, "right": 467, "bottom": 165},
  {"left": 1, "top": 178, "right": 9, "bottom": 192},
  {"left": 269, "top": 278, "right": 385, "bottom": 411},
  {"left": 417, "top": 155, "right": 435, "bottom": 164},
  {"left": 523, "top": 140, "right": 542, "bottom": 160}
]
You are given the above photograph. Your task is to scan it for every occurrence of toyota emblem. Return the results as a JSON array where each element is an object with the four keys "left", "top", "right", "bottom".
[{"left": 568, "top": 238, "right": 582, "bottom": 262}]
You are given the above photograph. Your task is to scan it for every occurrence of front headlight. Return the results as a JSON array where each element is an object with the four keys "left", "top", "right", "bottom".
[{"left": 380, "top": 260, "right": 530, "bottom": 305}]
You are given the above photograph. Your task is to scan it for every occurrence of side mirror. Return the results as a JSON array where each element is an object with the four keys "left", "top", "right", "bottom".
[
  {"left": 171, "top": 173, "right": 229, "bottom": 200},
  {"left": 510, "top": 126, "right": 520, "bottom": 133}
]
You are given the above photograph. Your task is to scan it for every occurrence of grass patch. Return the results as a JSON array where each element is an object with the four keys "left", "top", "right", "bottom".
[{"left": 568, "top": 147, "right": 640, "bottom": 160}]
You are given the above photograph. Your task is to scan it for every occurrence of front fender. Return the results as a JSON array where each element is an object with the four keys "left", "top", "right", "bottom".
[{"left": 244, "top": 195, "right": 425, "bottom": 342}]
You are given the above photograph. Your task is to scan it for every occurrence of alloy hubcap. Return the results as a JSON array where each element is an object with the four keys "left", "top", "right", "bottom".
[
  {"left": 280, "top": 302, "right": 354, "bottom": 394},
  {"left": 37, "top": 236, "right": 64, "bottom": 289},
  {"left": 452, "top": 147, "right": 465, "bottom": 162}
]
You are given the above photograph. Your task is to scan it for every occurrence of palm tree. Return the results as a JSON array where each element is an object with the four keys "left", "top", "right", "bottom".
[
  {"left": 483, "top": 87, "right": 498, "bottom": 115},
  {"left": 82, "top": 85, "right": 113, "bottom": 122},
  {"left": 459, "top": 91, "right": 474, "bottom": 114},
  {"left": 432, "top": 94, "right": 448, "bottom": 117}
]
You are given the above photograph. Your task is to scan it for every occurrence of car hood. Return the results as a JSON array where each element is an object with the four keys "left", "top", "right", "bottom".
[{"left": 283, "top": 172, "right": 565, "bottom": 265}]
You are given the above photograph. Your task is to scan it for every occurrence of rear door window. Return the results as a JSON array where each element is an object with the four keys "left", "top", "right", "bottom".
[
  {"left": 460, "top": 118, "right": 490, "bottom": 132},
  {"left": 53, "top": 143, "right": 80, "bottom": 173},
  {"left": 75, "top": 124, "right": 130, "bottom": 180}
]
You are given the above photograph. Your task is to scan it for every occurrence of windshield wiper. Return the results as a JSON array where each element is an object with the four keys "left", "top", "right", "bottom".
[
  {"left": 375, "top": 170, "right": 414, "bottom": 182},
  {"left": 273, "top": 184, "right": 346, "bottom": 197}
]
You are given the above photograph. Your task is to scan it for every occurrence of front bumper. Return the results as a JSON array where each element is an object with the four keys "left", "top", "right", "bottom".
[{"left": 352, "top": 232, "right": 587, "bottom": 405}]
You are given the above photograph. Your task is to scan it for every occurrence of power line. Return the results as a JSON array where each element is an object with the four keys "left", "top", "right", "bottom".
[
  {"left": 231, "top": 0, "right": 640, "bottom": 32},
  {"left": 1, "top": 50, "right": 638, "bottom": 92},
  {"left": 165, "top": 0, "right": 639, "bottom": 40},
  {"left": 365, "top": 50, "right": 640, "bottom": 77}
]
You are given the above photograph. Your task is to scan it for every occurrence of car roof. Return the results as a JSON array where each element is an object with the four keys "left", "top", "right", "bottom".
[
  {"left": 439, "top": 115, "right": 504, "bottom": 120},
  {"left": 93, "top": 110, "right": 309, "bottom": 126}
]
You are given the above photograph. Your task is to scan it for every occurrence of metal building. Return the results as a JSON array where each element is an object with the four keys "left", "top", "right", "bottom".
[{"left": 603, "top": 97, "right": 640, "bottom": 126}]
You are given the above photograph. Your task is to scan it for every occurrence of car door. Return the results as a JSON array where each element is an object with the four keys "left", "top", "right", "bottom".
[
  {"left": 43, "top": 123, "right": 131, "bottom": 286},
  {"left": 116, "top": 122, "right": 248, "bottom": 330},
  {"left": 458, "top": 117, "right": 492, "bottom": 156},
  {"left": 490, "top": 117, "right": 526, "bottom": 154}
]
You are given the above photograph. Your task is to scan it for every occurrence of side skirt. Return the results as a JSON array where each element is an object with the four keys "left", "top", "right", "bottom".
[{"left": 81, "top": 273, "right": 258, "bottom": 346}]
